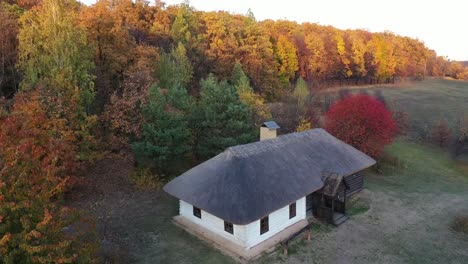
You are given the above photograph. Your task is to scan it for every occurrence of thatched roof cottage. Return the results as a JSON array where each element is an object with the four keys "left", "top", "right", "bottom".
[{"left": 164, "top": 123, "right": 375, "bottom": 260}]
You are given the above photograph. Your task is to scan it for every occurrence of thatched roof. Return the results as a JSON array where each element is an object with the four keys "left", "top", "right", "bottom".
[
  {"left": 164, "top": 128, "right": 375, "bottom": 225},
  {"left": 319, "top": 172, "right": 347, "bottom": 197}
]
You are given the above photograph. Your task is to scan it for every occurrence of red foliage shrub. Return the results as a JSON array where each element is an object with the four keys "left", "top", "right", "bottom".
[{"left": 325, "top": 94, "right": 397, "bottom": 158}]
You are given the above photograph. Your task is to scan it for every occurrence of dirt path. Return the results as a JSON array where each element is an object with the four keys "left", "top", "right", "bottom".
[
  {"left": 69, "top": 156, "right": 232, "bottom": 264},
  {"left": 70, "top": 156, "right": 166, "bottom": 263}
]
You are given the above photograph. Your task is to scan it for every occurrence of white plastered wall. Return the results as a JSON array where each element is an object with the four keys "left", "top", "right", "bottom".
[{"left": 179, "top": 196, "right": 306, "bottom": 249}]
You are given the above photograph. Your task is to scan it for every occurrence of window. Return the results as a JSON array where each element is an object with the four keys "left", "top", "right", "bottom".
[
  {"left": 260, "top": 216, "right": 269, "bottom": 235},
  {"left": 224, "top": 221, "right": 234, "bottom": 234},
  {"left": 289, "top": 202, "right": 296, "bottom": 219},
  {"left": 193, "top": 206, "right": 201, "bottom": 218}
]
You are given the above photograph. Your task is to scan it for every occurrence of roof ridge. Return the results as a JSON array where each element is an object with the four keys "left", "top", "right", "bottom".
[{"left": 227, "top": 129, "right": 324, "bottom": 158}]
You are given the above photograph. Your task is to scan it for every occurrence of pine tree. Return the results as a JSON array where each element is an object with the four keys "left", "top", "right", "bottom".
[
  {"left": 231, "top": 61, "right": 248, "bottom": 87},
  {"left": 132, "top": 83, "right": 193, "bottom": 176},
  {"left": 195, "top": 74, "right": 255, "bottom": 159},
  {"left": 156, "top": 42, "right": 193, "bottom": 89},
  {"left": 133, "top": 40, "right": 195, "bottom": 175},
  {"left": 231, "top": 62, "right": 271, "bottom": 127}
]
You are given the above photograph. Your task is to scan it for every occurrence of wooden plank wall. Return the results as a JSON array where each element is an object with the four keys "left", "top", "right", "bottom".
[{"left": 344, "top": 171, "right": 364, "bottom": 197}]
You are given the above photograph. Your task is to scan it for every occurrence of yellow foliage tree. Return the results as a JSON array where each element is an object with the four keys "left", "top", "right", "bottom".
[
  {"left": 275, "top": 35, "right": 299, "bottom": 85},
  {"left": 232, "top": 62, "right": 272, "bottom": 126},
  {"left": 296, "top": 116, "right": 313, "bottom": 132}
]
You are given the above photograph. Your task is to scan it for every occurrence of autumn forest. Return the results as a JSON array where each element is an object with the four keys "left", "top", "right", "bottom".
[{"left": 0, "top": 0, "right": 467, "bottom": 262}]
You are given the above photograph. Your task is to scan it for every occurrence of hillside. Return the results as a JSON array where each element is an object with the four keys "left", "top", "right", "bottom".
[{"left": 320, "top": 79, "right": 468, "bottom": 139}]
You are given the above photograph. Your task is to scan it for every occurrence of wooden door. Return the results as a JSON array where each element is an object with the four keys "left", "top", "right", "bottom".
[{"left": 306, "top": 193, "right": 313, "bottom": 212}]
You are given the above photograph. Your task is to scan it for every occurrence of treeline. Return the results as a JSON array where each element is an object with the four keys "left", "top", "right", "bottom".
[{"left": 2, "top": 0, "right": 468, "bottom": 100}]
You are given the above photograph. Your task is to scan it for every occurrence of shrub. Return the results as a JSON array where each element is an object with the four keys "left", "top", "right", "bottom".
[
  {"left": 296, "top": 117, "right": 312, "bottom": 132},
  {"left": 129, "top": 167, "right": 164, "bottom": 189},
  {"left": 269, "top": 101, "right": 300, "bottom": 133},
  {"left": 455, "top": 114, "right": 468, "bottom": 142},
  {"left": 454, "top": 115, "right": 468, "bottom": 157},
  {"left": 452, "top": 215, "right": 468, "bottom": 234},
  {"left": 430, "top": 118, "right": 452, "bottom": 147},
  {"left": 393, "top": 110, "right": 410, "bottom": 135},
  {"left": 325, "top": 94, "right": 397, "bottom": 158},
  {"left": 293, "top": 77, "right": 310, "bottom": 112}
]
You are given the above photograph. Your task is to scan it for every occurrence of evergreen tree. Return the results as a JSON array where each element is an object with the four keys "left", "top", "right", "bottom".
[
  {"left": 132, "top": 83, "right": 193, "bottom": 176},
  {"left": 133, "top": 40, "right": 194, "bottom": 175},
  {"left": 231, "top": 62, "right": 271, "bottom": 127},
  {"left": 195, "top": 74, "right": 255, "bottom": 159},
  {"left": 231, "top": 61, "right": 248, "bottom": 87},
  {"left": 156, "top": 42, "right": 193, "bottom": 89}
]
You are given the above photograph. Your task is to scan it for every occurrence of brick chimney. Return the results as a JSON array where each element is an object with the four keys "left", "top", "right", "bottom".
[{"left": 260, "top": 121, "right": 280, "bottom": 141}]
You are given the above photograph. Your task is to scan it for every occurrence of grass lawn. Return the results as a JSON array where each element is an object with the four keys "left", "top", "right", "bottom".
[{"left": 254, "top": 141, "right": 468, "bottom": 264}]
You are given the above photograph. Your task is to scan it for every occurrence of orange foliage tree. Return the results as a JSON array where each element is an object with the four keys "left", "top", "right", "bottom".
[
  {"left": 0, "top": 92, "right": 97, "bottom": 263},
  {"left": 100, "top": 45, "right": 158, "bottom": 150}
]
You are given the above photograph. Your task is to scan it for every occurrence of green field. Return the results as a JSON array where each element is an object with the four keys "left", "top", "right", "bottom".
[{"left": 319, "top": 78, "right": 468, "bottom": 140}]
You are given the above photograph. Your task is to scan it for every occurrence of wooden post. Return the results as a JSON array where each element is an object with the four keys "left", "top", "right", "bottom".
[
  {"left": 331, "top": 198, "right": 335, "bottom": 224},
  {"left": 306, "top": 229, "right": 311, "bottom": 241},
  {"left": 343, "top": 187, "right": 346, "bottom": 214}
]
